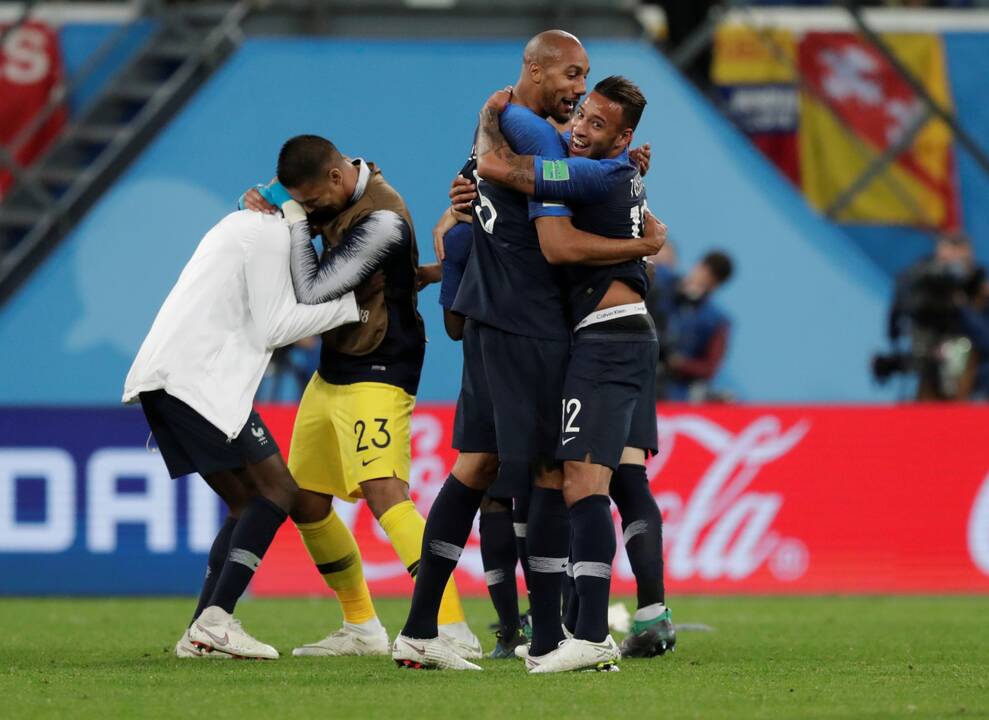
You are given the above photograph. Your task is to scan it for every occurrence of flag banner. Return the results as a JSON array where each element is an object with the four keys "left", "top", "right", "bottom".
[
  {"left": 713, "top": 25, "right": 800, "bottom": 184},
  {"left": 797, "top": 32, "right": 959, "bottom": 228}
]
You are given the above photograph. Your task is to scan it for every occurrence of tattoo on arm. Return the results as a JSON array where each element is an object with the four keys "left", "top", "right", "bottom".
[
  {"left": 477, "top": 106, "right": 507, "bottom": 160},
  {"left": 477, "top": 107, "right": 535, "bottom": 191}
]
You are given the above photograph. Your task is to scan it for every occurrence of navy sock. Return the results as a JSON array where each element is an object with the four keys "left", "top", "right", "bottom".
[
  {"left": 610, "top": 463, "right": 664, "bottom": 608},
  {"left": 402, "top": 475, "right": 484, "bottom": 639},
  {"left": 562, "top": 556, "right": 579, "bottom": 634},
  {"left": 526, "top": 486, "right": 570, "bottom": 656},
  {"left": 512, "top": 496, "right": 531, "bottom": 611},
  {"left": 480, "top": 501, "right": 520, "bottom": 633},
  {"left": 570, "top": 494, "right": 616, "bottom": 643},
  {"left": 209, "top": 495, "right": 287, "bottom": 614},
  {"left": 191, "top": 515, "right": 238, "bottom": 624}
]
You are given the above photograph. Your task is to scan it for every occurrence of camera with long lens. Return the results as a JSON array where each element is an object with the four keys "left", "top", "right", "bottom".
[{"left": 872, "top": 263, "right": 984, "bottom": 398}]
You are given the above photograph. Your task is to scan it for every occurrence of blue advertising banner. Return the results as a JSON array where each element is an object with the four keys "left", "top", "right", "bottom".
[{"left": 0, "top": 407, "right": 223, "bottom": 595}]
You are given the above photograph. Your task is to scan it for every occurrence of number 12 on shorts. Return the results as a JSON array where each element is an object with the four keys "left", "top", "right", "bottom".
[{"left": 561, "top": 398, "right": 582, "bottom": 441}]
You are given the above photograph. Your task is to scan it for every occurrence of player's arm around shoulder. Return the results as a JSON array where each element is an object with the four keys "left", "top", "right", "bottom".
[
  {"left": 532, "top": 155, "right": 627, "bottom": 206},
  {"left": 243, "top": 215, "right": 358, "bottom": 349},
  {"left": 291, "top": 209, "right": 409, "bottom": 305},
  {"left": 534, "top": 210, "right": 666, "bottom": 266},
  {"left": 475, "top": 89, "right": 561, "bottom": 194}
]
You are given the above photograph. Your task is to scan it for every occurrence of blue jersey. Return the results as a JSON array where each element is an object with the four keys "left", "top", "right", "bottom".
[
  {"left": 532, "top": 148, "right": 650, "bottom": 324},
  {"left": 452, "top": 103, "right": 571, "bottom": 340},
  {"left": 439, "top": 221, "right": 472, "bottom": 310}
]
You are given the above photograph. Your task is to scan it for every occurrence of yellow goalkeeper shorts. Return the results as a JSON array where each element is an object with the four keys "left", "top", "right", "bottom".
[{"left": 288, "top": 374, "right": 415, "bottom": 502}]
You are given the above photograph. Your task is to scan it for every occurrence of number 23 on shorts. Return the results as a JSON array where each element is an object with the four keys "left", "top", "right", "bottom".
[{"left": 354, "top": 418, "right": 391, "bottom": 452}]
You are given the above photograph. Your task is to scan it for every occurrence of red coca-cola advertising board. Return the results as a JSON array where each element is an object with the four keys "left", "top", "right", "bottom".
[{"left": 251, "top": 404, "right": 989, "bottom": 596}]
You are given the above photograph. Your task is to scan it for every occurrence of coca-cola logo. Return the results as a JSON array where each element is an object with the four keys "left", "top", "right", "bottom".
[
  {"left": 348, "top": 411, "right": 814, "bottom": 586},
  {"left": 642, "top": 414, "right": 811, "bottom": 583},
  {"left": 968, "top": 471, "right": 989, "bottom": 576}
]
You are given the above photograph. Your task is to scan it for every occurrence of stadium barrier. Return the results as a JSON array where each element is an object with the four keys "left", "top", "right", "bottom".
[{"left": 2, "top": 404, "right": 988, "bottom": 595}]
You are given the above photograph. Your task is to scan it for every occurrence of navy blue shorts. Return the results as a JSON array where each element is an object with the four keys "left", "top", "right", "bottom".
[
  {"left": 139, "top": 390, "right": 280, "bottom": 479},
  {"left": 626, "top": 358, "right": 659, "bottom": 455},
  {"left": 453, "top": 319, "right": 569, "bottom": 471},
  {"left": 488, "top": 461, "right": 532, "bottom": 499},
  {"left": 556, "top": 320, "right": 659, "bottom": 470}
]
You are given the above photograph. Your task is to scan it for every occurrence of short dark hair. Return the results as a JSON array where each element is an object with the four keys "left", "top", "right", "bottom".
[
  {"left": 593, "top": 75, "right": 647, "bottom": 131},
  {"left": 277, "top": 135, "right": 341, "bottom": 188},
  {"left": 702, "top": 251, "right": 734, "bottom": 285}
]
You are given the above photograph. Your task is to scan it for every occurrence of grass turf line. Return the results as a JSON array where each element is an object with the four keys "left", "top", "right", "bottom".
[{"left": 0, "top": 596, "right": 986, "bottom": 719}]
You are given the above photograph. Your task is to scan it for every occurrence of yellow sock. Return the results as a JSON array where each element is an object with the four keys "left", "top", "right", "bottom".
[
  {"left": 378, "top": 500, "right": 466, "bottom": 625},
  {"left": 295, "top": 511, "right": 377, "bottom": 624}
]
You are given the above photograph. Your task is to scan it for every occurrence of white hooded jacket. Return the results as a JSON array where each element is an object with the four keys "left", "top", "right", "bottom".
[{"left": 123, "top": 210, "right": 358, "bottom": 439}]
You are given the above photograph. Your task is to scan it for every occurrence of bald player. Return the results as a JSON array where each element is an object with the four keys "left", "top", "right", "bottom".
[{"left": 393, "top": 31, "right": 664, "bottom": 671}]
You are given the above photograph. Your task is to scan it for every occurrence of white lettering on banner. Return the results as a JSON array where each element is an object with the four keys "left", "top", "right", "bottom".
[
  {"left": 968, "top": 470, "right": 989, "bottom": 576},
  {"left": 647, "top": 414, "right": 811, "bottom": 582},
  {"left": 86, "top": 449, "right": 175, "bottom": 553},
  {"left": 187, "top": 474, "right": 223, "bottom": 552},
  {"left": 2, "top": 27, "right": 51, "bottom": 85},
  {"left": 0, "top": 448, "right": 74, "bottom": 552},
  {"left": 337, "top": 413, "right": 813, "bottom": 587}
]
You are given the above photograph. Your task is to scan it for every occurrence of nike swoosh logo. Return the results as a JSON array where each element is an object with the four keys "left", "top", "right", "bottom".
[
  {"left": 561, "top": 437, "right": 577, "bottom": 446},
  {"left": 362, "top": 457, "right": 381, "bottom": 467},
  {"left": 408, "top": 642, "right": 426, "bottom": 655},
  {"left": 196, "top": 624, "right": 229, "bottom": 647}
]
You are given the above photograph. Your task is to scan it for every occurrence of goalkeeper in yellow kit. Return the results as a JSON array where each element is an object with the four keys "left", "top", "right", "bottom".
[{"left": 242, "top": 134, "right": 480, "bottom": 658}]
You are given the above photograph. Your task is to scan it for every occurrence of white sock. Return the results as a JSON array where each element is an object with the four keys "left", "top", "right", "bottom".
[
  {"left": 634, "top": 603, "right": 667, "bottom": 623},
  {"left": 344, "top": 617, "right": 383, "bottom": 634}
]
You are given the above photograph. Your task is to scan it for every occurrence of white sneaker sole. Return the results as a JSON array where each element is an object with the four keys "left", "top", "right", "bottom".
[{"left": 292, "top": 644, "right": 389, "bottom": 657}]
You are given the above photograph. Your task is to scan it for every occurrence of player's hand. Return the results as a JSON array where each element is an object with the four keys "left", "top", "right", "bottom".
[
  {"left": 416, "top": 263, "right": 443, "bottom": 291},
  {"left": 641, "top": 211, "right": 667, "bottom": 256},
  {"left": 483, "top": 86, "right": 513, "bottom": 114},
  {"left": 355, "top": 271, "right": 385, "bottom": 306},
  {"left": 431, "top": 206, "right": 473, "bottom": 261},
  {"left": 449, "top": 174, "right": 477, "bottom": 213},
  {"left": 432, "top": 206, "right": 454, "bottom": 261},
  {"left": 629, "top": 143, "right": 651, "bottom": 176},
  {"left": 242, "top": 187, "right": 278, "bottom": 214}
]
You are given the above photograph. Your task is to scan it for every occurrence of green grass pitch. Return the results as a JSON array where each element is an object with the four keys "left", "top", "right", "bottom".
[{"left": 1, "top": 596, "right": 986, "bottom": 719}]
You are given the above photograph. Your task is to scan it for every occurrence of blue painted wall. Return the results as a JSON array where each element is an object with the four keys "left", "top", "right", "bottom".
[
  {"left": 945, "top": 33, "right": 989, "bottom": 265},
  {"left": 59, "top": 21, "right": 157, "bottom": 114},
  {"left": 0, "top": 38, "right": 902, "bottom": 403}
]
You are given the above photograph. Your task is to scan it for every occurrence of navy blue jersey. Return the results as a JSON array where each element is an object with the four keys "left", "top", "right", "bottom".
[
  {"left": 452, "top": 103, "right": 571, "bottom": 340},
  {"left": 532, "top": 148, "right": 650, "bottom": 324},
  {"left": 439, "top": 221, "right": 472, "bottom": 310}
]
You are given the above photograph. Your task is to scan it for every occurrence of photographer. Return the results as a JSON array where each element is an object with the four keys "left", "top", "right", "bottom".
[
  {"left": 879, "top": 231, "right": 986, "bottom": 400},
  {"left": 958, "top": 273, "right": 989, "bottom": 400},
  {"left": 646, "top": 250, "right": 734, "bottom": 402}
]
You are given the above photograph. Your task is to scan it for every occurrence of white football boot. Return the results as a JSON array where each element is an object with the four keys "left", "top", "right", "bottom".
[
  {"left": 438, "top": 621, "right": 483, "bottom": 659},
  {"left": 292, "top": 621, "right": 390, "bottom": 657},
  {"left": 515, "top": 624, "right": 572, "bottom": 660},
  {"left": 175, "top": 627, "right": 231, "bottom": 659},
  {"left": 392, "top": 633, "right": 482, "bottom": 670},
  {"left": 527, "top": 635, "right": 621, "bottom": 673},
  {"left": 189, "top": 606, "right": 279, "bottom": 660}
]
